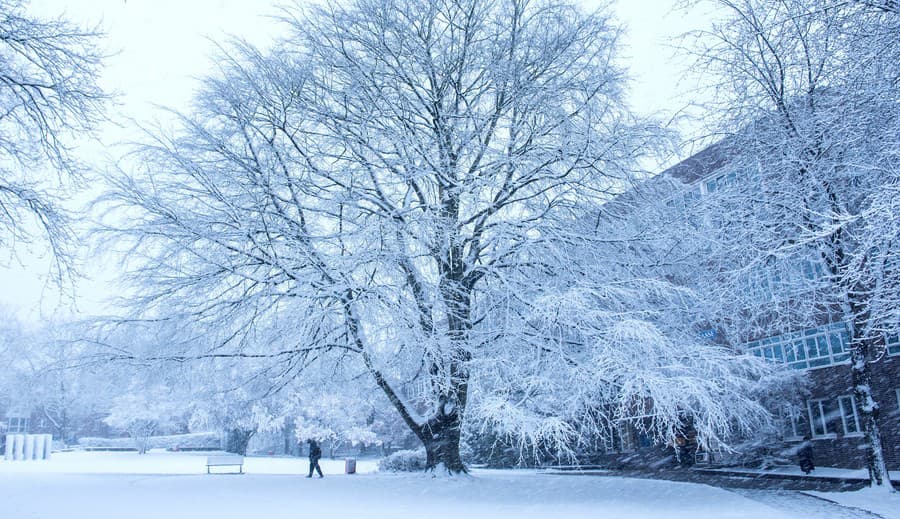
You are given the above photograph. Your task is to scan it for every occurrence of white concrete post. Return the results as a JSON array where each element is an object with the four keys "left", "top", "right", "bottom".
[
  {"left": 33, "top": 434, "right": 45, "bottom": 460},
  {"left": 23, "top": 434, "right": 35, "bottom": 460},
  {"left": 43, "top": 434, "right": 52, "bottom": 460},
  {"left": 3, "top": 434, "right": 12, "bottom": 460},
  {"left": 13, "top": 434, "right": 24, "bottom": 460}
]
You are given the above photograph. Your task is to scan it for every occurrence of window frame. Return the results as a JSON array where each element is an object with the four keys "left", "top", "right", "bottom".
[
  {"left": 807, "top": 399, "right": 837, "bottom": 439},
  {"left": 746, "top": 322, "right": 850, "bottom": 371},
  {"left": 837, "top": 395, "right": 862, "bottom": 437},
  {"left": 886, "top": 334, "right": 900, "bottom": 356},
  {"left": 782, "top": 406, "right": 805, "bottom": 442},
  {"left": 7, "top": 416, "right": 29, "bottom": 434}
]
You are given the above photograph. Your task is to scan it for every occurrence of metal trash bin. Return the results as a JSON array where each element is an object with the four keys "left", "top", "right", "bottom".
[{"left": 345, "top": 458, "right": 357, "bottom": 474}]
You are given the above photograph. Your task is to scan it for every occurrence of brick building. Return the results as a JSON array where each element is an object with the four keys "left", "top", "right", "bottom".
[
  {"left": 582, "top": 142, "right": 899, "bottom": 472},
  {"left": 658, "top": 144, "right": 899, "bottom": 471}
]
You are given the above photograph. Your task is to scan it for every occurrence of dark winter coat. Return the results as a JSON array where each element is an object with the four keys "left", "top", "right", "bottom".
[
  {"left": 798, "top": 442, "right": 814, "bottom": 474},
  {"left": 308, "top": 441, "right": 322, "bottom": 461}
]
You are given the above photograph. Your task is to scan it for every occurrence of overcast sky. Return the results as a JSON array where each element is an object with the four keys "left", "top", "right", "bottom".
[{"left": 1, "top": 0, "right": 711, "bottom": 324}]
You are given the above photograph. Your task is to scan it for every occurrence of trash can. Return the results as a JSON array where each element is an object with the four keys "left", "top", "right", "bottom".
[{"left": 345, "top": 458, "right": 357, "bottom": 474}]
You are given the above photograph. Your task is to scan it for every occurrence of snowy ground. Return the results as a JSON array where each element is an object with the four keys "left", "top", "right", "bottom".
[
  {"left": 808, "top": 487, "right": 900, "bottom": 519},
  {"left": 705, "top": 464, "right": 876, "bottom": 480},
  {"left": 0, "top": 451, "right": 895, "bottom": 519}
]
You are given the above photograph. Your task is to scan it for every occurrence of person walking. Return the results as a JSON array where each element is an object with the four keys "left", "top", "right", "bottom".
[
  {"left": 306, "top": 439, "right": 323, "bottom": 478},
  {"left": 798, "top": 435, "right": 814, "bottom": 475}
]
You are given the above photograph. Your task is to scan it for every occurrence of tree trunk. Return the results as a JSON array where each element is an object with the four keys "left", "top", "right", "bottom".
[
  {"left": 420, "top": 410, "right": 466, "bottom": 474},
  {"left": 849, "top": 334, "right": 893, "bottom": 490},
  {"left": 825, "top": 193, "right": 893, "bottom": 491},
  {"left": 225, "top": 428, "right": 255, "bottom": 456}
]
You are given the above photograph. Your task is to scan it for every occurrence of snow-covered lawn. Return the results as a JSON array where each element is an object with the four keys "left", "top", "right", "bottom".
[
  {"left": 0, "top": 449, "right": 377, "bottom": 475},
  {"left": 0, "top": 451, "right": 890, "bottom": 519},
  {"left": 809, "top": 487, "right": 900, "bottom": 519}
]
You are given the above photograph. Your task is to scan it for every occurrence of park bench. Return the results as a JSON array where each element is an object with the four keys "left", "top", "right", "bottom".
[{"left": 206, "top": 455, "right": 244, "bottom": 474}]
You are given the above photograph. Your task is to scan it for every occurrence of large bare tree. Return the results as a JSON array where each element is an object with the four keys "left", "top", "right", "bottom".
[
  {"left": 100, "top": 0, "right": 783, "bottom": 473},
  {"left": 102, "top": 0, "right": 646, "bottom": 473}
]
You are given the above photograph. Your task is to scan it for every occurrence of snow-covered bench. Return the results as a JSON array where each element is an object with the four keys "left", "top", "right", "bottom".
[{"left": 206, "top": 455, "right": 244, "bottom": 474}]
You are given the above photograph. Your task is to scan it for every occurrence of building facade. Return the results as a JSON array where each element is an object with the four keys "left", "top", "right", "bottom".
[
  {"left": 584, "top": 143, "right": 899, "bottom": 472},
  {"left": 662, "top": 144, "right": 900, "bottom": 471}
]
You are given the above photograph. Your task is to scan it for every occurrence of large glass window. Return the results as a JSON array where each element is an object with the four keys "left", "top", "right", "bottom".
[
  {"left": 747, "top": 322, "right": 850, "bottom": 370},
  {"left": 886, "top": 334, "right": 900, "bottom": 356},
  {"left": 782, "top": 406, "right": 805, "bottom": 441},
  {"left": 602, "top": 422, "right": 636, "bottom": 454},
  {"left": 837, "top": 395, "right": 861, "bottom": 436},
  {"left": 705, "top": 172, "right": 736, "bottom": 194},
  {"left": 6, "top": 417, "right": 29, "bottom": 433},
  {"left": 808, "top": 399, "right": 836, "bottom": 438}
]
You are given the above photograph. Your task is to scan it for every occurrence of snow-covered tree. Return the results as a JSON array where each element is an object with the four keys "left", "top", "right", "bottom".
[
  {"left": 681, "top": 0, "right": 900, "bottom": 489},
  {"left": 104, "top": 386, "right": 182, "bottom": 454},
  {"left": 461, "top": 207, "right": 801, "bottom": 462},
  {"left": 188, "top": 385, "right": 287, "bottom": 456},
  {"left": 0, "top": 0, "right": 106, "bottom": 280},
  {"left": 99, "top": 0, "right": 785, "bottom": 474},
  {"left": 0, "top": 312, "right": 116, "bottom": 443},
  {"left": 288, "top": 381, "right": 412, "bottom": 456},
  {"left": 100, "top": 0, "right": 652, "bottom": 474}
]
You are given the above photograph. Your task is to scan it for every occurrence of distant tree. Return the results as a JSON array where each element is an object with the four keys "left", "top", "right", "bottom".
[
  {"left": 0, "top": 0, "right": 107, "bottom": 279},
  {"left": 104, "top": 386, "right": 181, "bottom": 454},
  {"left": 289, "top": 387, "right": 390, "bottom": 456},
  {"left": 0, "top": 311, "right": 114, "bottom": 443},
  {"left": 188, "top": 387, "right": 286, "bottom": 456}
]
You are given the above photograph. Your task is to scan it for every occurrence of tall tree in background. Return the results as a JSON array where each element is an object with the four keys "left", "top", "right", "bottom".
[
  {"left": 685, "top": 0, "right": 900, "bottom": 489},
  {"left": 0, "top": 0, "right": 106, "bottom": 280},
  {"left": 0, "top": 311, "right": 116, "bottom": 443}
]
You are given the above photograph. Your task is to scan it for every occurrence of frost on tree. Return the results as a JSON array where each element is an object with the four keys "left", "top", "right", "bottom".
[
  {"left": 100, "top": 0, "right": 785, "bottom": 473},
  {"left": 104, "top": 387, "right": 181, "bottom": 454}
]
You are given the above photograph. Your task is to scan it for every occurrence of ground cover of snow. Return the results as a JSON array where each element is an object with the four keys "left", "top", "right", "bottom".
[
  {"left": 0, "top": 451, "right": 888, "bottom": 519},
  {"left": 808, "top": 487, "right": 900, "bottom": 519},
  {"left": 0, "top": 449, "right": 376, "bottom": 475}
]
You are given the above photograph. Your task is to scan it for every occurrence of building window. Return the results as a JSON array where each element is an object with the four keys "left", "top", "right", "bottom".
[
  {"left": 618, "top": 423, "right": 636, "bottom": 453},
  {"left": 886, "top": 334, "right": 900, "bottom": 356},
  {"left": 807, "top": 399, "right": 836, "bottom": 438},
  {"left": 705, "top": 172, "right": 736, "bottom": 194},
  {"left": 747, "top": 322, "right": 850, "bottom": 370},
  {"left": 603, "top": 422, "right": 636, "bottom": 454},
  {"left": 837, "top": 395, "right": 862, "bottom": 436},
  {"left": 782, "top": 406, "right": 805, "bottom": 441},
  {"left": 7, "top": 417, "right": 29, "bottom": 433}
]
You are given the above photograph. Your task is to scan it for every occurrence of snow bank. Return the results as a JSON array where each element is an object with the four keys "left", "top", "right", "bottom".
[{"left": 77, "top": 432, "right": 220, "bottom": 450}]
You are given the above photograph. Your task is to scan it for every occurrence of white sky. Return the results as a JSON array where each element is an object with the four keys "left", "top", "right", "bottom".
[{"left": 1, "top": 0, "right": 711, "bottom": 323}]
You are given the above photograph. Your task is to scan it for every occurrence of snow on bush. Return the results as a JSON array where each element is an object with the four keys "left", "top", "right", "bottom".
[
  {"left": 103, "top": 387, "right": 183, "bottom": 454},
  {"left": 78, "top": 432, "right": 220, "bottom": 450},
  {"left": 378, "top": 448, "right": 427, "bottom": 472}
]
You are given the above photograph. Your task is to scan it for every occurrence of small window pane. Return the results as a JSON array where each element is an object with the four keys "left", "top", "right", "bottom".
[
  {"left": 772, "top": 344, "right": 783, "bottom": 362},
  {"left": 794, "top": 341, "right": 807, "bottom": 360}
]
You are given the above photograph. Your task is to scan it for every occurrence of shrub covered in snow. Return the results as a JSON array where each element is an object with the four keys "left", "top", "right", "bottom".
[
  {"left": 378, "top": 448, "right": 427, "bottom": 472},
  {"left": 78, "top": 432, "right": 220, "bottom": 451}
]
